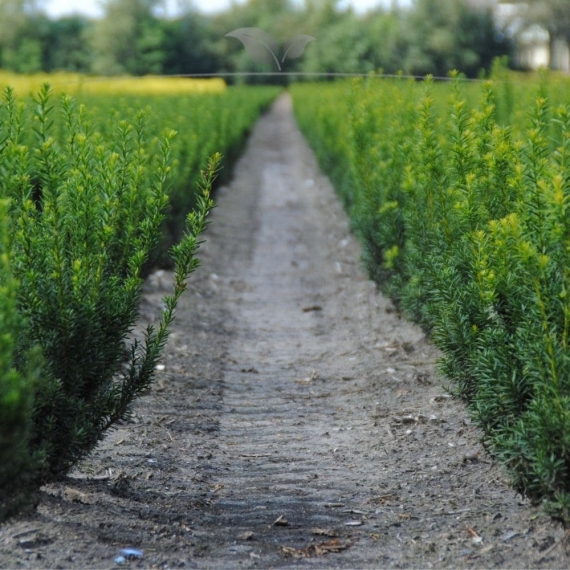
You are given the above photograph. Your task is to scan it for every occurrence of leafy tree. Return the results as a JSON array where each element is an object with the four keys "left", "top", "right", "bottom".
[
  {"left": 44, "top": 16, "right": 92, "bottom": 72},
  {"left": 209, "top": 0, "right": 301, "bottom": 83},
  {"left": 400, "top": 0, "right": 506, "bottom": 77},
  {"left": 214, "top": 0, "right": 505, "bottom": 80},
  {"left": 89, "top": 0, "right": 166, "bottom": 75},
  {"left": 300, "top": 10, "right": 375, "bottom": 74},
  {"left": 0, "top": 1, "right": 49, "bottom": 72},
  {"left": 365, "top": 8, "right": 406, "bottom": 74},
  {"left": 0, "top": 0, "right": 510, "bottom": 82},
  {"left": 161, "top": 12, "right": 221, "bottom": 75}
]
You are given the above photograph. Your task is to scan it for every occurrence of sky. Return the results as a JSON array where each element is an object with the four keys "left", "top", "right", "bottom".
[{"left": 44, "top": 0, "right": 409, "bottom": 19}]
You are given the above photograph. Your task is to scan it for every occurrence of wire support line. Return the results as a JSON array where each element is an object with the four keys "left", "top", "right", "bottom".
[
  {"left": 160, "top": 72, "right": 477, "bottom": 81},
  {"left": 35, "top": 70, "right": 532, "bottom": 87}
]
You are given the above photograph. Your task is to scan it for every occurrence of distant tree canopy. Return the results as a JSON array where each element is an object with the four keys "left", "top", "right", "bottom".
[
  {"left": 398, "top": 0, "right": 505, "bottom": 77},
  {"left": 0, "top": 0, "right": 511, "bottom": 78},
  {"left": 89, "top": 0, "right": 166, "bottom": 75}
]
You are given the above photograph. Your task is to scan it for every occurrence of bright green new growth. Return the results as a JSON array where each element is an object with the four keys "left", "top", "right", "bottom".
[
  {"left": 0, "top": 84, "right": 232, "bottom": 515},
  {"left": 292, "top": 70, "right": 570, "bottom": 523}
]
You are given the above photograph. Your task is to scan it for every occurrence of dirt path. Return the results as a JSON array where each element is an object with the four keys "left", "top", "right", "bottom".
[{"left": 1, "top": 94, "right": 569, "bottom": 568}]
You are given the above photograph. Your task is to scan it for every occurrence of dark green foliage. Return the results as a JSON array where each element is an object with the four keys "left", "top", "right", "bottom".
[
  {"left": 398, "top": 0, "right": 508, "bottom": 78},
  {"left": 292, "top": 72, "right": 570, "bottom": 524},
  {"left": 0, "top": 81, "right": 277, "bottom": 519},
  {"left": 0, "top": 198, "right": 42, "bottom": 520},
  {"left": 9, "top": 85, "right": 185, "bottom": 480},
  {"left": 0, "top": 0, "right": 509, "bottom": 78}
]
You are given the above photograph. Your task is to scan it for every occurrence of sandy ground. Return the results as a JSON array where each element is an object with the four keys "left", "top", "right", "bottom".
[{"left": 1, "top": 93, "right": 569, "bottom": 569}]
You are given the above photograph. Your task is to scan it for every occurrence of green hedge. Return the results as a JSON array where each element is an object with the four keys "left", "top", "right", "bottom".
[
  {"left": 0, "top": 196, "right": 42, "bottom": 519},
  {"left": 292, "top": 71, "right": 570, "bottom": 522},
  {"left": 75, "top": 87, "right": 280, "bottom": 259},
  {"left": 0, "top": 84, "right": 279, "bottom": 520}
]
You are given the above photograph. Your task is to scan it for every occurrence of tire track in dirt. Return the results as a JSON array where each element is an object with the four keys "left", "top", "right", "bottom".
[{"left": 1, "top": 93, "right": 569, "bottom": 569}]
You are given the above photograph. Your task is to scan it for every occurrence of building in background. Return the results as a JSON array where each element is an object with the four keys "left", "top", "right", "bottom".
[{"left": 494, "top": 1, "right": 570, "bottom": 71}]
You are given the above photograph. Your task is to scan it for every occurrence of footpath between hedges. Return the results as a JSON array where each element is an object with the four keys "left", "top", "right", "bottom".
[{"left": 1, "top": 93, "right": 569, "bottom": 568}]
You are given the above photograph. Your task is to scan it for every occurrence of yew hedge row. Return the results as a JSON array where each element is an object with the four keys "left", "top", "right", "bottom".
[
  {"left": 292, "top": 71, "right": 570, "bottom": 522},
  {"left": 0, "top": 83, "right": 279, "bottom": 519}
]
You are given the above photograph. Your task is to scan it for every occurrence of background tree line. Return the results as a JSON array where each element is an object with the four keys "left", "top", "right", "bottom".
[{"left": 0, "top": 0, "right": 511, "bottom": 79}]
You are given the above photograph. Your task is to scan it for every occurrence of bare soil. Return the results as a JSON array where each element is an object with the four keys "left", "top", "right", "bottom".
[{"left": 1, "top": 94, "right": 570, "bottom": 569}]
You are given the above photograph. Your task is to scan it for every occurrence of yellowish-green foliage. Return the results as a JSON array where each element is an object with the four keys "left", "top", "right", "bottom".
[
  {"left": 0, "top": 80, "right": 280, "bottom": 520},
  {"left": 0, "top": 71, "right": 226, "bottom": 97},
  {"left": 7, "top": 79, "right": 279, "bottom": 257},
  {"left": 292, "top": 69, "right": 570, "bottom": 523}
]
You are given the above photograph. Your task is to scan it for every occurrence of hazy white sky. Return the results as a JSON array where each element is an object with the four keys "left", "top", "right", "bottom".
[{"left": 45, "top": 0, "right": 408, "bottom": 19}]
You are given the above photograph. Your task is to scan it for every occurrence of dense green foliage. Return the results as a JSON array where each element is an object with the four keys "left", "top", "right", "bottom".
[
  {"left": 0, "top": 197, "right": 42, "bottom": 519},
  {"left": 292, "top": 71, "right": 570, "bottom": 522},
  {"left": 37, "top": 85, "right": 279, "bottom": 262},
  {"left": 0, "top": 0, "right": 508, "bottom": 79},
  {"left": 76, "top": 87, "right": 280, "bottom": 259},
  {"left": 0, "top": 83, "right": 278, "bottom": 519}
]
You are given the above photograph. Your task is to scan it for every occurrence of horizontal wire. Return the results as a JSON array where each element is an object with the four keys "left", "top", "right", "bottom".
[
  {"left": 42, "top": 71, "right": 499, "bottom": 86},
  {"left": 17, "top": 69, "right": 552, "bottom": 88}
]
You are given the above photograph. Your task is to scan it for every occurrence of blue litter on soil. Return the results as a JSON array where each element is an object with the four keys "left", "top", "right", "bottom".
[
  {"left": 114, "top": 548, "right": 143, "bottom": 564},
  {"left": 120, "top": 548, "right": 144, "bottom": 559}
]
